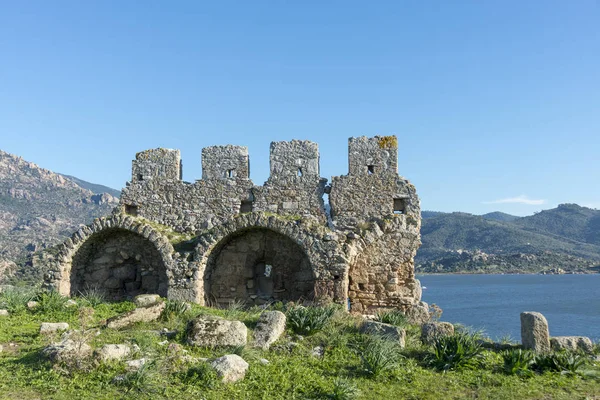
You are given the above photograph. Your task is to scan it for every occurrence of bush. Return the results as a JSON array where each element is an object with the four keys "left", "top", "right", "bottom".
[
  {"left": 427, "top": 331, "right": 484, "bottom": 372},
  {"left": 0, "top": 286, "right": 37, "bottom": 312},
  {"left": 352, "top": 335, "right": 403, "bottom": 377},
  {"left": 373, "top": 310, "right": 408, "bottom": 327},
  {"left": 181, "top": 363, "right": 219, "bottom": 389},
  {"left": 34, "top": 290, "right": 69, "bottom": 313},
  {"left": 286, "top": 305, "right": 337, "bottom": 335},
  {"left": 161, "top": 300, "right": 190, "bottom": 321},
  {"left": 77, "top": 287, "right": 107, "bottom": 307},
  {"left": 502, "top": 349, "right": 535, "bottom": 378},
  {"left": 533, "top": 352, "right": 588, "bottom": 375},
  {"left": 328, "top": 377, "right": 360, "bottom": 400}
]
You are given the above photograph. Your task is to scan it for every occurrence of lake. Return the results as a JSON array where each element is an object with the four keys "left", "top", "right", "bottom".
[{"left": 418, "top": 274, "right": 600, "bottom": 342}]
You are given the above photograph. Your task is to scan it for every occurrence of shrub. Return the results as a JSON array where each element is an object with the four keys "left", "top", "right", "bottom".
[
  {"left": 328, "top": 377, "right": 360, "bottom": 400},
  {"left": 352, "top": 335, "right": 403, "bottom": 377},
  {"left": 502, "top": 349, "right": 535, "bottom": 378},
  {"left": 0, "top": 286, "right": 36, "bottom": 312},
  {"left": 286, "top": 305, "right": 336, "bottom": 335},
  {"left": 77, "top": 287, "right": 107, "bottom": 307},
  {"left": 161, "top": 300, "right": 190, "bottom": 321},
  {"left": 533, "top": 352, "right": 588, "bottom": 375},
  {"left": 373, "top": 310, "right": 408, "bottom": 327},
  {"left": 181, "top": 363, "right": 219, "bottom": 389},
  {"left": 427, "top": 331, "right": 484, "bottom": 372},
  {"left": 34, "top": 290, "right": 69, "bottom": 313}
]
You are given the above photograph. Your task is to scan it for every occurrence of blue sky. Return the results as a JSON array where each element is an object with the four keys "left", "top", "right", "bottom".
[{"left": 1, "top": 1, "right": 598, "bottom": 216}]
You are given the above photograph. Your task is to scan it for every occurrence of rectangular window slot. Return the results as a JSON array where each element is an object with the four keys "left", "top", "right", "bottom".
[
  {"left": 297, "top": 167, "right": 303, "bottom": 177},
  {"left": 137, "top": 174, "right": 143, "bottom": 181},
  {"left": 226, "top": 169, "right": 235, "bottom": 178},
  {"left": 393, "top": 198, "right": 406, "bottom": 214},
  {"left": 125, "top": 204, "right": 138, "bottom": 216},
  {"left": 367, "top": 165, "right": 374, "bottom": 175},
  {"left": 240, "top": 200, "right": 253, "bottom": 213}
]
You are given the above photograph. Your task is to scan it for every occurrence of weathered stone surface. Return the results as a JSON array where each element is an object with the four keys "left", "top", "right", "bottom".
[
  {"left": 0, "top": 309, "right": 8, "bottom": 317},
  {"left": 126, "top": 358, "right": 148, "bottom": 372},
  {"left": 550, "top": 336, "right": 594, "bottom": 353},
  {"left": 521, "top": 312, "right": 551, "bottom": 352},
  {"left": 134, "top": 294, "right": 161, "bottom": 307},
  {"left": 187, "top": 316, "right": 247, "bottom": 347},
  {"left": 210, "top": 354, "right": 249, "bottom": 383},
  {"left": 42, "top": 339, "right": 92, "bottom": 363},
  {"left": 27, "top": 301, "right": 39, "bottom": 310},
  {"left": 0, "top": 344, "right": 3, "bottom": 353},
  {"left": 95, "top": 344, "right": 132, "bottom": 361},
  {"left": 106, "top": 301, "right": 166, "bottom": 329},
  {"left": 360, "top": 320, "right": 406, "bottom": 347},
  {"left": 252, "top": 311, "right": 286, "bottom": 349},
  {"left": 421, "top": 322, "right": 455, "bottom": 345},
  {"left": 40, "top": 322, "right": 69, "bottom": 334},
  {"left": 404, "top": 302, "right": 430, "bottom": 325}
]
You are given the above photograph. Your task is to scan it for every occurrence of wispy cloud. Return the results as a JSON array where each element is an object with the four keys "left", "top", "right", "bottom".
[{"left": 483, "top": 195, "right": 546, "bottom": 206}]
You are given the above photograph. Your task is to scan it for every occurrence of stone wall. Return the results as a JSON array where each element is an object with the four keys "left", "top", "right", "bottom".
[{"left": 48, "top": 136, "right": 422, "bottom": 313}]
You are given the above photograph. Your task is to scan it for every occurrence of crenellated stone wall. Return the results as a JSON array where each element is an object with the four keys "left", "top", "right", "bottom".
[{"left": 45, "top": 136, "right": 422, "bottom": 314}]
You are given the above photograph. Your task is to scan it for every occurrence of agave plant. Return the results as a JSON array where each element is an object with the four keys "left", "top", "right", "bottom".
[
  {"left": 501, "top": 349, "right": 535, "bottom": 378},
  {"left": 286, "top": 305, "right": 336, "bottom": 335},
  {"left": 427, "top": 331, "right": 484, "bottom": 372}
]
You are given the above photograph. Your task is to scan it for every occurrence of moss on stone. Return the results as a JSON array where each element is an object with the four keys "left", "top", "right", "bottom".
[
  {"left": 378, "top": 136, "right": 398, "bottom": 149},
  {"left": 130, "top": 216, "right": 194, "bottom": 245}
]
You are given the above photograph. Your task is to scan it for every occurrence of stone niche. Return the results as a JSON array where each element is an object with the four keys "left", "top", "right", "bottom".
[
  {"left": 204, "top": 228, "right": 314, "bottom": 306},
  {"left": 69, "top": 229, "right": 168, "bottom": 300}
]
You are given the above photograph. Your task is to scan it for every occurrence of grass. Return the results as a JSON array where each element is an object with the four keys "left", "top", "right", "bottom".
[{"left": 0, "top": 289, "right": 599, "bottom": 399}]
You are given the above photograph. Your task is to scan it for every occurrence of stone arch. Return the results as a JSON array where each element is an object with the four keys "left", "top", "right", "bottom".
[
  {"left": 47, "top": 215, "right": 175, "bottom": 300},
  {"left": 194, "top": 212, "right": 347, "bottom": 306}
]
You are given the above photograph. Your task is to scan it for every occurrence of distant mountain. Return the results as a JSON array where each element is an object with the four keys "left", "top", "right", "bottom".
[
  {"left": 421, "top": 211, "right": 447, "bottom": 219},
  {"left": 481, "top": 211, "right": 519, "bottom": 222},
  {"left": 0, "top": 149, "right": 119, "bottom": 282},
  {"left": 417, "top": 206, "right": 600, "bottom": 274},
  {"left": 59, "top": 174, "right": 121, "bottom": 198}
]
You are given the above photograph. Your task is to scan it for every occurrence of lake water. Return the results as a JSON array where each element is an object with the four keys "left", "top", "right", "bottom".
[{"left": 418, "top": 274, "right": 600, "bottom": 342}]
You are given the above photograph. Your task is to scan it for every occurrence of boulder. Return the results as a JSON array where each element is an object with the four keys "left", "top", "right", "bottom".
[
  {"left": 40, "top": 322, "right": 69, "bottom": 334},
  {"left": 126, "top": 358, "right": 148, "bottom": 372},
  {"left": 404, "top": 301, "right": 430, "bottom": 325},
  {"left": 106, "top": 301, "right": 165, "bottom": 329},
  {"left": 0, "top": 309, "right": 8, "bottom": 317},
  {"left": 0, "top": 344, "right": 3, "bottom": 353},
  {"left": 187, "top": 316, "right": 247, "bottom": 347},
  {"left": 42, "top": 339, "right": 92, "bottom": 363},
  {"left": 65, "top": 299, "right": 78, "bottom": 308},
  {"left": 520, "top": 312, "right": 551, "bottom": 353},
  {"left": 360, "top": 320, "right": 406, "bottom": 347},
  {"left": 421, "top": 322, "right": 455, "bottom": 345},
  {"left": 134, "top": 294, "right": 161, "bottom": 307},
  {"left": 95, "top": 344, "right": 131, "bottom": 361},
  {"left": 252, "top": 311, "right": 286, "bottom": 349},
  {"left": 27, "top": 301, "right": 39, "bottom": 310},
  {"left": 210, "top": 354, "right": 249, "bottom": 383},
  {"left": 550, "top": 336, "right": 594, "bottom": 353}
]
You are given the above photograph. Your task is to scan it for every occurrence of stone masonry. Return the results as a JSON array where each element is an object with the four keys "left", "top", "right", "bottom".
[{"left": 44, "top": 136, "right": 422, "bottom": 313}]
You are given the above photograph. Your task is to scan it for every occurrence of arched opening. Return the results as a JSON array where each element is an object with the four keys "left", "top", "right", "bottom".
[
  {"left": 204, "top": 228, "right": 314, "bottom": 307},
  {"left": 69, "top": 228, "right": 168, "bottom": 300}
]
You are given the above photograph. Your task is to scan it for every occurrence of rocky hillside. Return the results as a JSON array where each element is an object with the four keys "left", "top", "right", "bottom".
[
  {"left": 0, "top": 150, "right": 118, "bottom": 281},
  {"left": 417, "top": 205, "right": 600, "bottom": 274}
]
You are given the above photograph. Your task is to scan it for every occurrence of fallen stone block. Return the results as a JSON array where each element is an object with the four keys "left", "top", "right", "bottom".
[
  {"left": 210, "top": 354, "right": 249, "bottom": 383},
  {"left": 187, "top": 316, "right": 247, "bottom": 347},
  {"left": 40, "top": 322, "right": 70, "bottom": 334},
  {"left": 126, "top": 358, "right": 148, "bottom": 372},
  {"left": 106, "top": 301, "right": 166, "bottom": 329},
  {"left": 421, "top": 322, "right": 455, "bottom": 345},
  {"left": 42, "top": 339, "right": 92, "bottom": 363},
  {"left": 95, "top": 344, "right": 132, "bottom": 362},
  {"left": 360, "top": 320, "right": 406, "bottom": 347},
  {"left": 550, "top": 336, "right": 594, "bottom": 353},
  {"left": 252, "top": 311, "right": 286, "bottom": 350},
  {"left": 0, "top": 309, "right": 8, "bottom": 317},
  {"left": 134, "top": 294, "right": 161, "bottom": 307}
]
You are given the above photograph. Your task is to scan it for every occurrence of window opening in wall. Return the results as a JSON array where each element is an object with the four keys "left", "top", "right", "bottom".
[
  {"left": 137, "top": 174, "right": 143, "bottom": 181},
  {"left": 393, "top": 198, "right": 406, "bottom": 214},
  {"left": 125, "top": 204, "right": 138, "bottom": 216},
  {"left": 240, "top": 200, "right": 253, "bottom": 213},
  {"left": 367, "top": 165, "right": 374, "bottom": 175},
  {"left": 226, "top": 169, "right": 235, "bottom": 178},
  {"left": 297, "top": 167, "right": 303, "bottom": 177}
]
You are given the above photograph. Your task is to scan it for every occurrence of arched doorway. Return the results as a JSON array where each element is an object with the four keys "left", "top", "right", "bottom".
[
  {"left": 204, "top": 228, "right": 314, "bottom": 306},
  {"left": 69, "top": 228, "right": 169, "bottom": 300}
]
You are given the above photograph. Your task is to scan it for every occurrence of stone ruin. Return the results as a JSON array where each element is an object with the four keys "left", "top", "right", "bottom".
[{"left": 44, "top": 136, "right": 422, "bottom": 313}]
